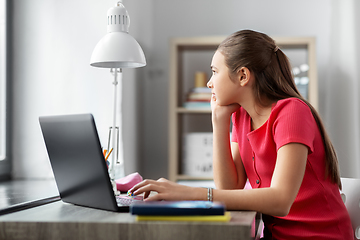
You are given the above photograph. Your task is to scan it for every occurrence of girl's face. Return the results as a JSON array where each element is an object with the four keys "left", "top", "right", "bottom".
[{"left": 207, "top": 51, "right": 240, "bottom": 106}]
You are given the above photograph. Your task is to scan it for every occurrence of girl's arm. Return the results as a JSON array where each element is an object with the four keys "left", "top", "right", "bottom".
[
  {"left": 211, "top": 113, "right": 247, "bottom": 189},
  {"left": 213, "top": 142, "right": 308, "bottom": 216},
  {"left": 129, "top": 142, "right": 307, "bottom": 217},
  {"left": 210, "top": 95, "right": 246, "bottom": 189}
]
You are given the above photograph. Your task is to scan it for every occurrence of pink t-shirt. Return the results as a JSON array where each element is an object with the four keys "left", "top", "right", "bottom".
[{"left": 231, "top": 98, "right": 353, "bottom": 240}]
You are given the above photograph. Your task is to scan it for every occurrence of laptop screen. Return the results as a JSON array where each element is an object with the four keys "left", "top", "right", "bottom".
[{"left": 39, "top": 114, "right": 121, "bottom": 212}]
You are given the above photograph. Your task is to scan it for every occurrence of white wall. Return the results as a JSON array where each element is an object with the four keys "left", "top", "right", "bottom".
[
  {"left": 325, "top": 0, "right": 360, "bottom": 177},
  {"left": 10, "top": 0, "right": 359, "bottom": 180},
  {"left": 10, "top": 0, "right": 151, "bottom": 178}
]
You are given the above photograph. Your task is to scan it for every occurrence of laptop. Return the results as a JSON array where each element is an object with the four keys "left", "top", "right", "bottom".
[{"left": 39, "top": 113, "right": 142, "bottom": 212}]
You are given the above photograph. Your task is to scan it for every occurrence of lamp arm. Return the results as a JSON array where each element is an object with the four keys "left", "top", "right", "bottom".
[{"left": 109, "top": 68, "right": 120, "bottom": 180}]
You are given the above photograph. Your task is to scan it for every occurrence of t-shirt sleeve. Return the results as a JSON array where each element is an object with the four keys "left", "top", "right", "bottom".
[{"left": 272, "top": 99, "right": 316, "bottom": 153}]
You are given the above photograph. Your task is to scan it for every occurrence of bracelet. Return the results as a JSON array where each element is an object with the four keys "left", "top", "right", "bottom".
[{"left": 207, "top": 187, "right": 213, "bottom": 202}]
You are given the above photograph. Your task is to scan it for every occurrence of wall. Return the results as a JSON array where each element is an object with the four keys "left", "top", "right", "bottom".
[
  {"left": 325, "top": 0, "right": 360, "bottom": 177},
  {"left": 10, "top": 0, "right": 151, "bottom": 178}
]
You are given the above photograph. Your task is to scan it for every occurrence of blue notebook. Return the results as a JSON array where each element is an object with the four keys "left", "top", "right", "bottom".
[{"left": 130, "top": 201, "right": 225, "bottom": 216}]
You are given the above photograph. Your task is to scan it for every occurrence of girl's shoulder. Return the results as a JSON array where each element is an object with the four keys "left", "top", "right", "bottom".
[
  {"left": 272, "top": 97, "right": 310, "bottom": 116},
  {"left": 274, "top": 97, "right": 308, "bottom": 108}
]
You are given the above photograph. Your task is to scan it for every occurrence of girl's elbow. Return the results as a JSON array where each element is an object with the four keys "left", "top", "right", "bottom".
[
  {"left": 272, "top": 199, "right": 293, "bottom": 217},
  {"left": 273, "top": 205, "right": 291, "bottom": 217},
  {"left": 270, "top": 190, "right": 296, "bottom": 217}
]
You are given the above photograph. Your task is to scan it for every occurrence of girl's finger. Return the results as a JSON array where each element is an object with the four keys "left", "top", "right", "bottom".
[
  {"left": 129, "top": 179, "right": 156, "bottom": 194},
  {"left": 143, "top": 193, "right": 164, "bottom": 202},
  {"left": 133, "top": 181, "right": 162, "bottom": 196},
  {"left": 144, "top": 191, "right": 151, "bottom": 199}
]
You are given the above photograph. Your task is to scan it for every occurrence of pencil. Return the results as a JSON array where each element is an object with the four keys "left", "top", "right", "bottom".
[
  {"left": 103, "top": 149, "right": 107, "bottom": 158},
  {"left": 105, "top": 148, "right": 113, "bottom": 160}
]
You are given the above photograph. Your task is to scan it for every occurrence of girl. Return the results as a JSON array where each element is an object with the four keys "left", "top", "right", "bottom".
[{"left": 129, "top": 30, "right": 353, "bottom": 239}]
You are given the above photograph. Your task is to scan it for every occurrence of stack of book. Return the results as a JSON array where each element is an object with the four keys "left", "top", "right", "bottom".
[
  {"left": 183, "top": 72, "right": 211, "bottom": 109},
  {"left": 130, "top": 201, "right": 230, "bottom": 222},
  {"left": 183, "top": 87, "right": 211, "bottom": 109}
]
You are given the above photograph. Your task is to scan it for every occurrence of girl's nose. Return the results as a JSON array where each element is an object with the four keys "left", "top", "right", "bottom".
[{"left": 206, "top": 79, "right": 212, "bottom": 88}]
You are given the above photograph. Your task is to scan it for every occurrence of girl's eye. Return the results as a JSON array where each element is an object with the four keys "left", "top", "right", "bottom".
[{"left": 212, "top": 70, "right": 216, "bottom": 75}]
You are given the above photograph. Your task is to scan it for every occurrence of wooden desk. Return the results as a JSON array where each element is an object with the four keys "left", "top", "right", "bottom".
[
  {"left": 0, "top": 180, "right": 257, "bottom": 240},
  {"left": 0, "top": 200, "right": 257, "bottom": 240}
]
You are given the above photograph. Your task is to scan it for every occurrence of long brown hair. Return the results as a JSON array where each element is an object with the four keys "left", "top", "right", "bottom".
[{"left": 218, "top": 30, "right": 342, "bottom": 189}]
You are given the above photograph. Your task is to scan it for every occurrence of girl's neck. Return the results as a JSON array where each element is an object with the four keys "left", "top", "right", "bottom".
[
  {"left": 242, "top": 99, "right": 275, "bottom": 131},
  {"left": 250, "top": 107, "right": 272, "bottom": 130}
]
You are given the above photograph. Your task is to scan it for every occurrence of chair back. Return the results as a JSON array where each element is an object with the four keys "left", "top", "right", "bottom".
[{"left": 340, "top": 177, "right": 360, "bottom": 239}]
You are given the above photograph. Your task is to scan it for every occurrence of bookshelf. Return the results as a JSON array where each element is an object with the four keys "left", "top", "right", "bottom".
[{"left": 168, "top": 36, "right": 318, "bottom": 182}]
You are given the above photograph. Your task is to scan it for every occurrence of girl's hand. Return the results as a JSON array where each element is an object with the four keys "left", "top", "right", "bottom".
[
  {"left": 128, "top": 178, "right": 206, "bottom": 201},
  {"left": 210, "top": 94, "right": 240, "bottom": 123}
]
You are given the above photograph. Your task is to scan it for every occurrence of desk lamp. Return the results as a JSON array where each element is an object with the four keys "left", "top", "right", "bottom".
[{"left": 90, "top": 1, "right": 146, "bottom": 194}]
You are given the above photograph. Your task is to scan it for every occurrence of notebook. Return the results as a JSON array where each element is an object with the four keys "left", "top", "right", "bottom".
[
  {"left": 130, "top": 201, "right": 225, "bottom": 216},
  {"left": 39, "top": 113, "right": 142, "bottom": 212}
]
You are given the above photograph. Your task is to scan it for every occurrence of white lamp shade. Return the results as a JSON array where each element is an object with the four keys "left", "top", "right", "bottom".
[{"left": 90, "top": 32, "right": 146, "bottom": 68}]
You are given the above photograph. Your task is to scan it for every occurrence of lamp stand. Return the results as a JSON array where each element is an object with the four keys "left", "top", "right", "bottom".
[
  {"left": 90, "top": 2, "right": 146, "bottom": 196},
  {"left": 108, "top": 68, "right": 124, "bottom": 195}
]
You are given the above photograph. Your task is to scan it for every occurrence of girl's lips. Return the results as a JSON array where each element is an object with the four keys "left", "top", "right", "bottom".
[{"left": 211, "top": 93, "right": 216, "bottom": 101}]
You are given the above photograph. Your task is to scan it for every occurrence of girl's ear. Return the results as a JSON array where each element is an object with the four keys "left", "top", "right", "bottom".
[{"left": 238, "top": 67, "right": 251, "bottom": 87}]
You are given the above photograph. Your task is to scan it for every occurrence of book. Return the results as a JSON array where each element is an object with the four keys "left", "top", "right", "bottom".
[
  {"left": 187, "top": 92, "right": 211, "bottom": 101},
  {"left": 183, "top": 86, "right": 212, "bottom": 109},
  {"left": 130, "top": 201, "right": 225, "bottom": 216},
  {"left": 136, "top": 211, "right": 231, "bottom": 222}
]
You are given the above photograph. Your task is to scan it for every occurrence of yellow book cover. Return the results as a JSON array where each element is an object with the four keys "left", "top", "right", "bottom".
[{"left": 136, "top": 212, "right": 231, "bottom": 222}]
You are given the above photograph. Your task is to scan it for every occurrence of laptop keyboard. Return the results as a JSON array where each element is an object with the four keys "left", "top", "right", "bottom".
[{"left": 116, "top": 195, "right": 143, "bottom": 206}]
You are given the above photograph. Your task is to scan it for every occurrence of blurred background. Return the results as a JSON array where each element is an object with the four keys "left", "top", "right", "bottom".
[{"left": 1, "top": 0, "right": 360, "bottom": 181}]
